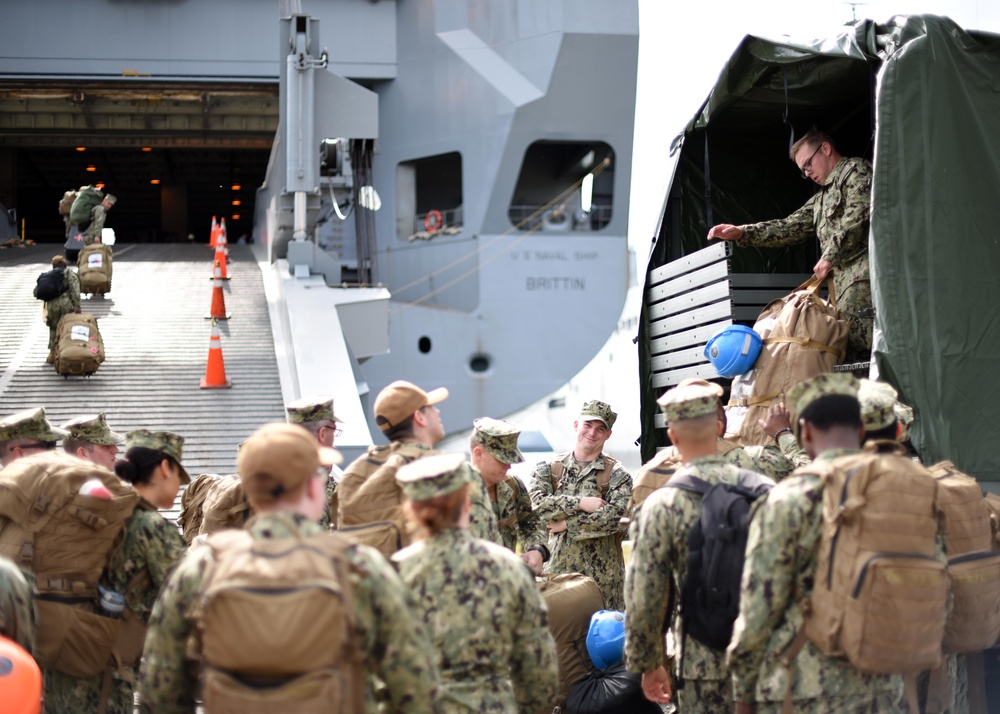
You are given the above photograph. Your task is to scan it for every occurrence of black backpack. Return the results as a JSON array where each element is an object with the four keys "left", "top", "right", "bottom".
[
  {"left": 666, "top": 468, "right": 772, "bottom": 651},
  {"left": 34, "top": 269, "right": 67, "bottom": 301}
]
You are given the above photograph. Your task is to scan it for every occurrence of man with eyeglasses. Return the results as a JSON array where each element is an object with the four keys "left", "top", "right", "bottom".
[
  {"left": 285, "top": 396, "right": 345, "bottom": 530},
  {"left": 707, "top": 127, "right": 874, "bottom": 364},
  {"left": 0, "top": 407, "right": 68, "bottom": 468}
]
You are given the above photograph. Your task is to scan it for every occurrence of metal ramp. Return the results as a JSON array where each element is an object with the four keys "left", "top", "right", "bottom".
[{"left": 0, "top": 243, "right": 285, "bottom": 520}]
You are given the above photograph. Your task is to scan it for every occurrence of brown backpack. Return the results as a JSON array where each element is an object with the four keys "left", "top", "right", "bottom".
[
  {"left": 726, "top": 277, "right": 849, "bottom": 446},
  {"left": 55, "top": 313, "right": 106, "bottom": 376},
  {"left": 199, "top": 474, "right": 253, "bottom": 538},
  {"left": 537, "top": 573, "right": 605, "bottom": 709},
  {"left": 0, "top": 451, "right": 142, "bottom": 678},
  {"left": 77, "top": 243, "right": 112, "bottom": 294},
  {"left": 926, "top": 461, "right": 1000, "bottom": 653},
  {"left": 335, "top": 442, "right": 432, "bottom": 557},
  {"left": 58, "top": 190, "right": 78, "bottom": 217},
  {"left": 189, "top": 523, "right": 364, "bottom": 713},
  {"left": 800, "top": 443, "right": 948, "bottom": 676}
]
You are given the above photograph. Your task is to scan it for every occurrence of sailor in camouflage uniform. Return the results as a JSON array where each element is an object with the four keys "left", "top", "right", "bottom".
[
  {"left": 0, "top": 556, "right": 34, "bottom": 654},
  {"left": 0, "top": 407, "right": 65, "bottom": 467},
  {"left": 286, "top": 395, "right": 345, "bottom": 530},
  {"left": 625, "top": 382, "right": 769, "bottom": 712},
  {"left": 468, "top": 417, "right": 548, "bottom": 573},
  {"left": 709, "top": 128, "right": 874, "bottom": 363},
  {"left": 80, "top": 193, "right": 116, "bottom": 246},
  {"left": 44, "top": 429, "right": 189, "bottom": 714},
  {"left": 728, "top": 373, "right": 905, "bottom": 713},
  {"left": 529, "top": 400, "right": 632, "bottom": 610},
  {"left": 42, "top": 255, "right": 81, "bottom": 364},
  {"left": 60, "top": 412, "right": 124, "bottom": 472},
  {"left": 140, "top": 422, "right": 440, "bottom": 713},
  {"left": 629, "top": 380, "right": 792, "bottom": 530},
  {"left": 393, "top": 453, "right": 558, "bottom": 713}
]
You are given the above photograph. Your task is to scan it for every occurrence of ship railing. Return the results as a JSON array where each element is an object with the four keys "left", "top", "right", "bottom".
[{"left": 508, "top": 204, "right": 612, "bottom": 232}]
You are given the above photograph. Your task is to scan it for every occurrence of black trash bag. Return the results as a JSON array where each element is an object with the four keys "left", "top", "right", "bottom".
[{"left": 565, "top": 662, "right": 662, "bottom": 714}]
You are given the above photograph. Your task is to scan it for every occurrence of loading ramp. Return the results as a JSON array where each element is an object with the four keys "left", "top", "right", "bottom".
[{"left": 0, "top": 243, "right": 285, "bottom": 520}]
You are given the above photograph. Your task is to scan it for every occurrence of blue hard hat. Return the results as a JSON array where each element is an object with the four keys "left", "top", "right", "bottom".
[
  {"left": 586, "top": 610, "right": 626, "bottom": 670},
  {"left": 704, "top": 325, "right": 763, "bottom": 378}
]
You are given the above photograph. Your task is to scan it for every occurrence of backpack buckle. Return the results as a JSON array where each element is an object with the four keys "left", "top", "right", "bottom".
[{"left": 19, "top": 541, "right": 33, "bottom": 565}]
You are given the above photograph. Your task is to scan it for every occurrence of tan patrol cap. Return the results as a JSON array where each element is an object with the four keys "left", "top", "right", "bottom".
[
  {"left": 374, "top": 380, "right": 448, "bottom": 432},
  {"left": 238, "top": 422, "right": 342, "bottom": 504}
]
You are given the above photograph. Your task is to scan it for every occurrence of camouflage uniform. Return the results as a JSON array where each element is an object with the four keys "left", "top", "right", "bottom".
[
  {"left": 45, "top": 499, "right": 187, "bottom": 714},
  {"left": 529, "top": 452, "right": 632, "bottom": 611},
  {"left": 393, "top": 454, "right": 558, "bottom": 713},
  {"left": 737, "top": 157, "right": 874, "bottom": 363},
  {"left": 466, "top": 467, "right": 503, "bottom": 544},
  {"left": 775, "top": 431, "right": 811, "bottom": 469},
  {"left": 44, "top": 267, "right": 80, "bottom": 353},
  {"left": 624, "top": 454, "right": 743, "bottom": 712},
  {"left": 727, "top": 449, "right": 904, "bottom": 712},
  {"left": 80, "top": 195, "right": 115, "bottom": 246},
  {"left": 139, "top": 514, "right": 439, "bottom": 714},
  {"left": 286, "top": 396, "right": 345, "bottom": 530},
  {"left": 0, "top": 555, "right": 34, "bottom": 654}
]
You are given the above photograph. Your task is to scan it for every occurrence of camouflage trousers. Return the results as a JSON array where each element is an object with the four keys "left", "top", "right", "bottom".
[
  {"left": 676, "top": 677, "right": 732, "bottom": 713},
  {"left": 755, "top": 692, "right": 904, "bottom": 713},
  {"left": 836, "top": 277, "right": 873, "bottom": 365},
  {"left": 45, "top": 668, "right": 136, "bottom": 714}
]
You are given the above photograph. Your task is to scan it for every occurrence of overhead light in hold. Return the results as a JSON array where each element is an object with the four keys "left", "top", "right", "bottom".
[
  {"left": 232, "top": 214, "right": 241, "bottom": 220},
  {"left": 231, "top": 184, "right": 241, "bottom": 191},
  {"left": 581, "top": 173, "right": 594, "bottom": 213},
  {"left": 359, "top": 185, "right": 382, "bottom": 211},
  {"left": 141, "top": 147, "right": 152, "bottom": 152},
  {"left": 95, "top": 183, "right": 105, "bottom": 190},
  {"left": 86, "top": 165, "right": 96, "bottom": 172},
  {"left": 231, "top": 200, "right": 241, "bottom": 206},
  {"left": 150, "top": 179, "right": 160, "bottom": 185},
  {"left": 75, "top": 147, "right": 86, "bottom": 152}
]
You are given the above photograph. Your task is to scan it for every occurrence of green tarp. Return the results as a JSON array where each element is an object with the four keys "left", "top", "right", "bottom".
[{"left": 640, "top": 15, "right": 1000, "bottom": 478}]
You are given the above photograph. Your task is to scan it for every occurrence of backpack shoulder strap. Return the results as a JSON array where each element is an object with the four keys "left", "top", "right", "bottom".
[
  {"left": 664, "top": 471, "right": 712, "bottom": 496},
  {"left": 549, "top": 454, "right": 569, "bottom": 492},
  {"left": 596, "top": 455, "right": 617, "bottom": 500}
]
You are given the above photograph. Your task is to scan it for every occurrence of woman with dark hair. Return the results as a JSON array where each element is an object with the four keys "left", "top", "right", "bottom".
[
  {"left": 42, "top": 254, "right": 80, "bottom": 364},
  {"left": 392, "top": 453, "right": 559, "bottom": 713},
  {"left": 43, "top": 429, "right": 188, "bottom": 714}
]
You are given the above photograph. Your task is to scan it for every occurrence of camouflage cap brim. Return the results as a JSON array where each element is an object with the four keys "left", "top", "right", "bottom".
[{"left": 0, "top": 407, "right": 68, "bottom": 442}]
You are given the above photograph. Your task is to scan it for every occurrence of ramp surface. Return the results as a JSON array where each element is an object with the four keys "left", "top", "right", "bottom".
[{"left": 0, "top": 243, "right": 285, "bottom": 520}]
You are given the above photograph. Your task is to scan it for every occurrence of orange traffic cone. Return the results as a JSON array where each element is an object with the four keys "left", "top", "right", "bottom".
[
  {"left": 209, "top": 216, "right": 219, "bottom": 248},
  {"left": 211, "top": 240, "right": 230, "bottom": 280},
  {"left": 200, "top": 320, "right": 232, "bottom": 389},
  {"left": 205, "top": 261, "right": 231, "bottom": 319}
]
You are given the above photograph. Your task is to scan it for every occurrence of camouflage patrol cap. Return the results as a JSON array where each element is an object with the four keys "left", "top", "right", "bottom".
[
  {"left": 374, "top": 380, "right": 448, "bottom": 432},
  {"left": 396, "top": 452, "right": 472, "bottom": 501},
  {"left": 676, "top": 378, "right": 725, "bottom": 400},
  {"left": 59, "top": 413, "right": 125, "bottom": 446},
  {"left": 285, "top": 396, "right": 342, "bottom": 425},
  {"left": 787, "top": 373, "right": 860, "bottom": 437},
  {"left": 858, "top": 380, "right": 898, "bottom": 432},
  {"left": 657, "top": 383, "right": 720, "bottom": 423},
  {"left": 125, "top": 429, "right": 190, "bottom": 484},
  {"left": 0, "top": 407, "right": 67, "bottom": 443},
  {"left": 579, "top": 400, "right": 617, "bottom": 430},
  {"left": 471, "top": 417, "right": 524, "bottom": 465},
  {"left": 238, "top": 422, "right": 342, "bottom": 505},
  {"left": 104, "top": 194, "right": 117, "bottom": 206},
  {"left": 895, "top": 402, "right": 915, "bottom": 442}
]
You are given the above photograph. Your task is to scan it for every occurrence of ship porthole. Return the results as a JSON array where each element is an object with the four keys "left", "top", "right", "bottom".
[
  {"left": 418, "top": 336, "right": 432, "bottom": 354},
  {"left": 469, "top": 353, "right": 491, "bottom": 374}
]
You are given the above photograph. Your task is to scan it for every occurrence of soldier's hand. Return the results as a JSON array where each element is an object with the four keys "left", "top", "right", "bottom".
[
  {"left": 707, "top": 224, "right": 743, "bottom": 241},
  {"left": 759, "top": 402, "right": 792, "bottom": 438},
  {"left": 813, "top": 258, "right": 833, "bottom": 280},
  {"left": 735, "top": 703, "right": 756, "bottom": 714},
  {"left": 578, "top": 496, "right": 606, "bottom": 513},
  {"left": 547, "top": 520, "right": 567, "bottom": 534},
  {"left": 641, "top": 666, "right": 673, "bottom": 704},
  {"left": 521, "top": 549, "right": 544, "bottom": 575},
  {"left": 73, "top": 306, "right": 81, "bottom": 314}
]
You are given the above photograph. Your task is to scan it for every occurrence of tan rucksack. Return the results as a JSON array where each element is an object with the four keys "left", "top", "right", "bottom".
[
  {"left": 0, "top": 451, "right": 142, "bottom": 678},
  {"left": 78, "top": 243, "right": 113, "bottom": 294},
  {"left": 537, "top": 573, "right": 606, "bottom": 709},
  {"left": 188, "top": 524, "right": 365, "bottom": 713},
  {"left": 335, "top": 442, "right": 432, "bottom": 557},
  {"left": 178, "top": 474, "right": 245, "bottom": 545},
  {"left": 726, "top": 277, "right": 849, "bottom": 446},
  {"left": 58, "top": 190, "right": 79, "bottom": 217},
  {"left": 199, "top": 474, "right": 252, "bottom": 538},
  {"left": 800, "top": 442, "right": 948, "bottom": 676},
  {"left": 54, "top": 312, "right": 106, "bottom": 376},
  {"left": 926, "top": 461, "right": 1000, "bottom": 653}
]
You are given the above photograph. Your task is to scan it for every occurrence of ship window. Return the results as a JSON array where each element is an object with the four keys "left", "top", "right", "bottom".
[
  {"left": 396, "top": 152, "right": 463, "bottom": 240},
  {"left": 508, "top": 140, "right": 614, "bottom": 233}
]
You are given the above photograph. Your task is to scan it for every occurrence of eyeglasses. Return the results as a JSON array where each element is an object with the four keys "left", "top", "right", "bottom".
[
  {"left": 322, "top": 424, "right": 343, "bottom": 437},
  {"left": 799, "top": 144, "right": 824, "bottom": 178}
]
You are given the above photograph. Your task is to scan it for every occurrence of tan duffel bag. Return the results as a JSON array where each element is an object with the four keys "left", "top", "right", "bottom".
[{"left": 726, "top": 276, "right": 849, "bottom": 446}]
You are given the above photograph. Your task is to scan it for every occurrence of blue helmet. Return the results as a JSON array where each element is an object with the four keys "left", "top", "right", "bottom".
[
  {"left": 586, "top": 610, "right": 626, "bottom": 670},
  {"left": 704, "top": 325, "right": 763, "bottom": 378}
]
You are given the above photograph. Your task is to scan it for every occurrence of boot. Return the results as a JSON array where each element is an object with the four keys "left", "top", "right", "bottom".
[{"left": 46, "top": 350, "right": 55, "bottom": 364}]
